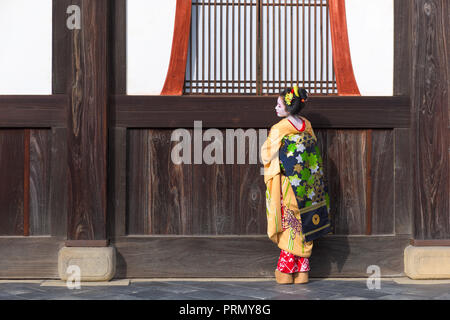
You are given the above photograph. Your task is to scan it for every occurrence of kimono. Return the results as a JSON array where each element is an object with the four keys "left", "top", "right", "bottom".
[{"left": 261, "top": 116, "right": 331, "bottom": 272}]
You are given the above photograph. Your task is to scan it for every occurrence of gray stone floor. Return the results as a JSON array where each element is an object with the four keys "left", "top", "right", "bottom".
[{"left": 0, "top": 278, "right": 449, "bottom": 300}]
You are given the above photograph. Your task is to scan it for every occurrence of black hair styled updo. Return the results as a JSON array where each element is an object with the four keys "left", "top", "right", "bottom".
[{"left": 279, "top": 87, "right": 308, "bottom": 116}]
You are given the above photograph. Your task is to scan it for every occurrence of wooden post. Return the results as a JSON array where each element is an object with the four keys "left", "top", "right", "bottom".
[
  {"left": 53, "top": 0, "right": 109, "bottom": 244},
  {"left": 410, "top": 0, "right": 449, "bottom": 241},
  {"left": 404, "top": 0, "right": 450, "bottom": 279}
]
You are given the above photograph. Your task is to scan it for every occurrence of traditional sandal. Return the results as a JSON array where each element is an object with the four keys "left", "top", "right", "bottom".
[
  {"left": 294, "top": 271, "right": 309, "bottom": 284},
  {"left": 275, "top": 269, "right": 294, "bottom": 284}
]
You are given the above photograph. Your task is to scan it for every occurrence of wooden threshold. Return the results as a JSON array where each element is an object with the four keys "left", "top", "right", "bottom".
[{"left": 112, "top": 234, "right": 410, "bottom": 278}]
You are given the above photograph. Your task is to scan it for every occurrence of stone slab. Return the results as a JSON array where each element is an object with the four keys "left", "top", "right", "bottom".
[
  {"left": 404, "top": 245, "right": 450, "bottom": 279},
  {"left": 58, "top": 246, "right": 116, "bottom": 281}
]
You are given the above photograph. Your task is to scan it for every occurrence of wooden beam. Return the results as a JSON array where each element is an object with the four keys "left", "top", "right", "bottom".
[
  {"left": 161, "top": 0, "right": 192, "bottom": 95},
  {"left": 113, "top": 235, "right": 410, "bottom": 278},
  {"left": 0, "top": 236, "right": 64, "bottom": 279},
  {"left": 328, "top": 0, "right": 360, "bottom": 96},
  {"left": 0, "top": 95, "right": 67, "bottom": 128},
  {"left": 111, "top": 95, "right": 410, "bottom": 128}
]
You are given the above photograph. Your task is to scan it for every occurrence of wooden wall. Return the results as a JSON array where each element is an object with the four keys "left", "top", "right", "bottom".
[
  {"left": 125, "top": 128, "right": 398, "bottom": 237},
  {"left": 3, "top": 0, "right": 445, "bottom": 279},
  {"left": 0, "top": 129, "right": 52, "bottom": 236}
]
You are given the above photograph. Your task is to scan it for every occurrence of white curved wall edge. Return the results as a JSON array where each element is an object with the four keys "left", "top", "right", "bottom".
[
  {"left": 127, "top": 0, "right": 177, "bottom": 95},
  {"left": 346, "top": 0, "right": 394, "bottom": 96},
  {"left": 0, "top": 0, "right": 52, "bottom": 95}
]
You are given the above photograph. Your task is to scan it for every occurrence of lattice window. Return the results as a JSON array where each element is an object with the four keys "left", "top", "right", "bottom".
[{"left": 184, "top": 0, "right": 337, "bottom": 95}]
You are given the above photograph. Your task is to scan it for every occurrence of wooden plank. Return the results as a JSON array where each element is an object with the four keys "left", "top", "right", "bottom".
[
  {"left": 161, "top": 0, "right": 192, "bottom": 95},
  {"left": 66, "top": 0, "right": 109, "bottom": 240},
  {"left": 146, "top": 130, "right": 193, "bottom": 234},
  {"left": 411, "top": 0, "right": 449, "bottom": 239},
  {"left": 0, "top": 96, "right": 67, "bottom": 128},
  {"left": 112, "top": 235, "right": 410, "bottom": 278},
  {"left": 0, "top": 237, "right": 63, "bottom": 279},
  {"left": 126, "top": 130, "right": 150, "bottom": 234},
  {"left": 111, "top": 95, "right": 411, "bottom": 129},
  {"left": 49, "top": 128, "right": 68, "bottom": 237},
  {"left": 371, "top": 130, "right": 395, "bottom": 235},
  {"left": 29, "top": 130, "right": 51, "bottom": 236},
  {"left": 108, "top": 127, "right": 127, "bottom": 238},
  {"left": 193, "top": 129, "right": 233, "bottom": 234},
  {"left": 394, "top": 128, "right": 412, "bottom": 235},
  {"left": 0, "top": 130, "right": 24, "bottom": 236},
  {"left": 52, "top": 0, "right": 74, "bottom": 94},
  {"left": 326, "top": 130, "right": 367, "bottom": 235},
  {"left": 310, "top": 235, "right": 410, "bottom": 277},
  {"left": 231, "top": 129, "right": 266, "bottom": 234},
  {"left": 127, "top": 129, "right": 193, "bottom": 235},
  {"left": 393, "top": 0, "right": 412, "bottom": 97},
  {"left": 110, "top": 0, "right": 127, "bottom": 94},
  {"left": 23, "top": 129, "right": 30, "bottom": 236}
]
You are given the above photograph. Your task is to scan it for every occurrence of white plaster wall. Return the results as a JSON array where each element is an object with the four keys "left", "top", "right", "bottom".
[
  {"left": 127, "top": 0, "right": 394, "bottom": 96},
  {"left": 0, "top": 0, "right": 52, "bottom": 94},
  {"left": 346, "top": 0, "right": 394, "bottom": 96},
  {"left": 127, "top": 0, "right": 177, "bottom": 95}
]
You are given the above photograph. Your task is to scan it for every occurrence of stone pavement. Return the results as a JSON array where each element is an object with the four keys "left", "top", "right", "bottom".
[{"left": 0, "top": 278, "right": 449, "bottom": 300}]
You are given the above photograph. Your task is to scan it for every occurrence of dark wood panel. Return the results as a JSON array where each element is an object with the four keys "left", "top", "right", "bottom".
[
  {"left": 393, "top": 0, "right": 412, "bottom": 97},
  {"left": 326, "top": 130, "right": 367, "bottom": 235},
  {"left": 394, "top": 128, "right": 412, "bottom": 235},
  {"left": 411, "top": 0, "right": 449, "bottom": 239},
  {"left": 126, "top": 130, "right": 150, "bottom": 234},
  {"left": 0, "top": 237, "right": 63, "bottom": 279},
  {"left": 111, "top": 95, "right": 411, "bottom": 129},
  {"left": 52, "top": 0, "right": 74, "bottom": 94},
  {"left": 309, "top": 235, "right": 410, "bottom": 277},
  {"left": 0, "top": 96, "right": 67, "bottom": 128},
  {"left": 29, "top": 130, "right": 51, "bottom": 235},
  {"left": 127, "top": 130, "right": 193, "bottom": 235},
  {"left": 147, "top": 130, "right": 193, "bottom": 234},
  {"left": 113, "top": 235, "right": 409, "bottom": 278},
  {"left": 192, "top": 129, "right": 233, "bottom": 234},
  {"left": 110, "top": 0, "right": 127, "bottom": 94},
  {"left": 49, "top": 128, "right": 68, "bottom": 237},
  {"left": 371, "top": 130, "right": 394, "bottom": 235},
  {"left": 232, "top": 130, "right": 267, "bottom": 234},
  {"left": 0, "top": 130, "right": 24, "bottom": 236},
  {"left": 108, "top": 127, "right": 127, "bottom": 238}
]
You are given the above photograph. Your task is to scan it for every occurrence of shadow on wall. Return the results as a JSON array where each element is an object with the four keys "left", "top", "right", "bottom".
[{"left": 307, "top": 112, "right": 350, "bottom": 278}]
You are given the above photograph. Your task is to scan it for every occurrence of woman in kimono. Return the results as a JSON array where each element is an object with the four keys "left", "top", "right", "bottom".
[{"left": 261, "top": 86, "right": 331, "bottom": 284}]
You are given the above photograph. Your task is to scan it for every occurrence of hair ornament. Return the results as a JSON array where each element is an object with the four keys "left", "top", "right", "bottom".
[
  {"left": 284, "top": 92, "right": 294, "bottom": 106},
  {"left": 293, "top": 85, "right": 300, "bottom": 97}
]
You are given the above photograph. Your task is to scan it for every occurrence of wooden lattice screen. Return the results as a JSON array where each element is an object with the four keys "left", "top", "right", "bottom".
[{"left": 184, "top": 0, "right": 338, "bottom": 95}]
